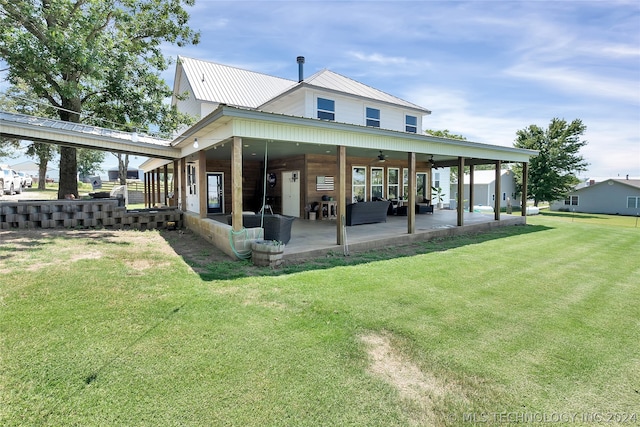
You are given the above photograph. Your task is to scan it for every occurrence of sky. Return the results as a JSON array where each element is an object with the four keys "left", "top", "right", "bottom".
[{"left": 2, "top": 0, "right": 640, "bottom": 179}]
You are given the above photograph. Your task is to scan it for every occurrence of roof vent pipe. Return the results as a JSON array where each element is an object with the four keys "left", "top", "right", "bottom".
[{"left": 297, "top": 56, "right": 305, "bottom": 82}]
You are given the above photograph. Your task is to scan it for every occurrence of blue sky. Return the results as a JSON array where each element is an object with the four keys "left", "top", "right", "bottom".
[
  {"left": 3, "top": 1, "right": 639, "bottom": 179},
  {"left": 161, "top": 0, "right": 639, "bottom": 178}
]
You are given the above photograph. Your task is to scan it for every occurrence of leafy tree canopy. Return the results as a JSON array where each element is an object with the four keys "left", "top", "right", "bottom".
[
  {"left": 513, "top": 118, "right": 588, "bottom": 206},
  {"left": 0, "top": 0, "right": 199, "bottom": 198},
  {"left": 425, "top": 129, "right": 467, "bottom": 140}
]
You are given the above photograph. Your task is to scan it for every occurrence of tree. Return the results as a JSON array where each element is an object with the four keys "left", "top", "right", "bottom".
[
  {"left": 425, "top": 129, "right": 467, "bottom": 140},
  {"left": 0, "top": 0, "right": 198, "bottom": 199},
  {"left": 77, "top": 148, "right": 105, "bottom": 180},
  {"left": 513, "top": 118, "right": 588, "bottom": 206}
]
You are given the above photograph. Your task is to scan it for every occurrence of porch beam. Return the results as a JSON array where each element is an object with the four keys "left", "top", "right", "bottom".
[
  {"left": 457, "top": 157, "right": 465, "bottom": 226},
  {"left": 337, "top": 145, "right": 346, "bottom": 245},
  {"left": 494, "top": 161, "right": 501, "bottom": 220},
  {"left": 198, "top": 150, "right": 207, "bottom": 219},
  {"left": 173, "top": 160, "right": 179, "bottom": 207},
  {"left": 408, "top": 152, "right": 416, "bottom": 234},
  {"left": 144, "top": 172, "right": 149, "bottom": 208},
  {"left": 469, "top": 164, "right": 475, "bottom": 213},
  {"left": 151, "top": 169, "right": 156, "bottom": 207},
  {"left": 155, "top": 169, "right": 162, "bottom": 207},
  {"left": 231, "top": 136, "right": 243, "bottom": 231},
  {"left": 521, "top": 162, "right": 529, "bottom": 218}
]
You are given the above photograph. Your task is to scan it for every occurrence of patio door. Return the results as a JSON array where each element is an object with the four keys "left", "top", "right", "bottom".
[
  {"left": 416, "top": 172, "right": 428, "bottom": 202},
  {"left": 207, "top": 172, "right": 224, "bottom": 214},
  {"left": 282, "top": 170, "right": 300, "bottom": 217}
]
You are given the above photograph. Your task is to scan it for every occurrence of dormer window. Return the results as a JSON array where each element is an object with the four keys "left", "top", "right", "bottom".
[
  {"left": 317, "top": 97, "right": 335, "bottom": 121},
  {"left": 405, "top": 115, "right": 417, "bottom": 133},
  {"left": 366, "top": 107, "right": 380, "bottom": 127}
]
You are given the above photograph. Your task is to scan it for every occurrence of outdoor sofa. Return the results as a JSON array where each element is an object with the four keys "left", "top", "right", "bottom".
[
  {"left": 345, "top": 200, "right": 391, "bottom": 226},
  {"left": 227, "top": 213, "right": 295, "bottom": 244}
]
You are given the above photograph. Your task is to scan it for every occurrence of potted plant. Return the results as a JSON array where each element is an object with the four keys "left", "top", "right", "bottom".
[
  {"left": 431, "top": 186, "right": 444, "bottom": 209},
  {"left": 251, "top": 239, "right": 285, "bottom": 267}
]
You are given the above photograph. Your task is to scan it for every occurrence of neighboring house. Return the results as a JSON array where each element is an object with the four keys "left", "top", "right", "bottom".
[
  {"left": 452, "top": 169, "right": 519, "bottom": 210},
  {"left": 550, "top": 178, "right": 640, "bottom": 215},
  {"left": 140, "top": 56, "right": 536, "bottom": 256}
]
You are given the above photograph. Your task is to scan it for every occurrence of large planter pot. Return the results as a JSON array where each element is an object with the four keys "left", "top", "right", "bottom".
[{"left": 251, "top": 240, "right": 285, "bottom": 268}]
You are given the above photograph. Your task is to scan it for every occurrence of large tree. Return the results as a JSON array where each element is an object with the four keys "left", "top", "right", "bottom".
[
  {"left": 513, "top": 118, "right": 588, "bottom": 206},
  {"left": 0, "top": 0, "right": 198, "bottom": 199}
]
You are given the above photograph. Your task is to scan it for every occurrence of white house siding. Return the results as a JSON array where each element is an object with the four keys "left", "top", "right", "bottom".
[
  {"left": 174, "top": 71, "right": 202, "bottom": 120},
  {"left": 550, "top": 180, "right": 640, "bottom": 215},
  {"left": 460, "top": 170, "right": 519, "bottom": 209},
  {"left": 261, "top": 90, "right": 307, "bottom": 117}
]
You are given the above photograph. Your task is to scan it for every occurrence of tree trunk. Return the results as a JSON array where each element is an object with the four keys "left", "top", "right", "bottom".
[
  {"left": 37, "top": 161, "right": 48, "bottom": 190},
  {"left": 56, "top": 99, "right": 81, "bottom": 199},
  {"left": 118, "top": 153, "right": 129, "bottom": 185}
]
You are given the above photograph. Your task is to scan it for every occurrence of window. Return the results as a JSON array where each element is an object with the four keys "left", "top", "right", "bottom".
[
  {"left": 402, "top": 168, "right": 409, "bottom": 197},
  {"left": 405, "top": 115, "right": 417, "bottom": 133},
  {"left": 627, "top": 196, "right": 640, "bottom": 209},
  {"left": 352, "top": 166, "right": 367, "bottom": 202},
  {"left": 317, "top": 97, "right": 335, "bottom": 121},
  {"left": 416, "top": 173, "right": 428, "bottom": 202},
  {"left": 187, "top": 163, "right": 197, "bottom": 195},
  {"left": 371, "top": 167, "right": 384, "bottom": 199},
  {"left": 387, "top": 168, "right": 399, "bottom": 200},
  {"left": 434, "top": 172, "right": 440, "bottom": 189},
  {"left": 564, "top": 195, "right": 579, "bottom": 206},
  {"left": 366, "top": 107, "right": 380, "bottom": 127}
]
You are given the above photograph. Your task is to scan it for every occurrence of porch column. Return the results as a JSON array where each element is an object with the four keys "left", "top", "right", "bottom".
[
  {"left": 155, "top": 169, "right": 162, "bottom": 207},
  {"left": 144, "top": 172, "right": 149, "bottom": 208},
  {"left": 231, "top": 136, "right": 243, "bottom": 231},
  {"left": 198, "top": 150, "right": 207, "bottom": 218},
  {"left": 336, "top": 145, "right": 346, "bottom": 245},
  {"left": 493, "top": 160, "right": 502, "bottom": 221},
  {"left": 521, "top": 162, "right": 529, "bottom": 218},
  {"left": 163, "top": 164, "right": 169, "bottom": 206},
  {"left": 180, "top": 158, "right": 187, "bottom": 211},
  {"left": 151, "top": 170, "right": 156, "bottom": 207},
  {"left": 407, "top": 152, "right": 416, "bottom": 234},
  {"left": 468, "top": 164, "right": 475, "bottom": 213},
  {"left": 457, "top": 157, "right": 465, "bottom": 226},
  {"left": 173, "top": 160, "right": 180, "bottom": 207},
  {"left": 494, "top": 161, "right": 501, "bottom": 221}
]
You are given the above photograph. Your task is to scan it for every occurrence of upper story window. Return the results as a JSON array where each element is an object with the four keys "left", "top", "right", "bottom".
[
  {"left": 366, "top": 107, "right": 380, "bottom": 127},
  {"left": 317, "top": 97, "right": 335, "bottom": 121},
  {"left": 405, "top": 115, "right": 417, "bottom": 133}
]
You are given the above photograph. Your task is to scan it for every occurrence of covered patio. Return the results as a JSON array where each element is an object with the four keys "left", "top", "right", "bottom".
[{"left": 204, "top": 209, "right": 525, "bottom": 261}]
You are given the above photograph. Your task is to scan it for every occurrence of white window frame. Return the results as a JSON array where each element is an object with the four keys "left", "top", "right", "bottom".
[
  {"left": 366, "top": 107, "right": 380, "bottom": 128},
  {"left": 317, "top": 97, "right": 335, "bottom": 121},
  {"left": 352, "top": 166, "right": 367, "bottom": 202},
  {"left": 564, "top": 195, "right": 579, "bottom": 206},
  {"left": 370, "top": 167, "right": 384, "bottom": 199},
  {"left": 405, "top": 115, "right": 417, "bottom": 133},
  {"left": 627, "top": 196, "right": 640, "bottom": 209},
  {"left": 402, "top": 168, "right": 409, "bottom": 198}
]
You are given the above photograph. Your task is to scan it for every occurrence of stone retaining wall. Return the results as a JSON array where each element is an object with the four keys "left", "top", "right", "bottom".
[{"left": 0, "top": 199, "right": 182, "bottom": 230}]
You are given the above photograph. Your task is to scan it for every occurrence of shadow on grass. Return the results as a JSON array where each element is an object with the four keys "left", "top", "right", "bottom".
[
  {"left": 161, "top": 224, "right": 553, "bottom": 281},
  {"left": 0, "top": 229, "right": 132, "bottom": 265},
  {"left": 540, "top": 211, "right": 605, "bottom": 220}
]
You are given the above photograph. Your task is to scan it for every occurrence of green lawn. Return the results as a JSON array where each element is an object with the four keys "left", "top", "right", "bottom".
[{"left": 1, "top": 216, "right": 638, "bottom": 426}]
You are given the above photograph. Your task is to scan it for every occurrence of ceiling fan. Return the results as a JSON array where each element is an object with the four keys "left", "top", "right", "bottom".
[
  {"left": 377, "top": 150, "right": 386, "bottom": 163},
  {"left": 428, "top": 155, "right": 439, "bottom": 169}
]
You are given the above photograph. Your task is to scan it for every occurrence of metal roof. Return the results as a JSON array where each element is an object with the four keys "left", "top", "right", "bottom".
[
  {"left": 0, "top": 111, "right": 179, "bottom": 159},
  {"left": 177, "top": 56, "right": 431, "bottom": 113},
  {"left": 177, "top": 56, "right": 297, "bottom": 108},
  {"left": 301, "top": 69, "right": 431, "bottom": 113}
]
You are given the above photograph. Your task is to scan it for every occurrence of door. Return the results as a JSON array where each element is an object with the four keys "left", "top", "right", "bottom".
[
  {"left": 207, "top": 172, "right": 224, "bottom": 214},
  {"left": 281, "top": 170, "right": 300, "bottom": 217}
]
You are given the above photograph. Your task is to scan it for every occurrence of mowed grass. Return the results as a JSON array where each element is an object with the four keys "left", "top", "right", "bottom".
[{"left": 0, "top": 216, "right": 638, "bottom": 426}]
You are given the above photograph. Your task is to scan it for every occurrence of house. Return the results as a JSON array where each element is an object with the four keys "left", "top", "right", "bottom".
[
  {"left": 452, "top": 169, "right": 519, "bottom": 211},
  {"left": 550, "top": 177, "right": 640, "bottom": 215},
  {"left": 140, "top": 56, "right": 536, "bottom": 257}
]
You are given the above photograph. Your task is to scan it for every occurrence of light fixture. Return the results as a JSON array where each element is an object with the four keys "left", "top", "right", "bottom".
[
  {"left": 193, "top": 137, "right": 199, "bottom": 149},
  {"left": 377, "top": 151, "right": 386, "bottom": 162}
]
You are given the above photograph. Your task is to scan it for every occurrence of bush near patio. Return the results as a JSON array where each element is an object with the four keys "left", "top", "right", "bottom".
[{"left": 0, "top": 214, "right": 638, "bottom": 426}]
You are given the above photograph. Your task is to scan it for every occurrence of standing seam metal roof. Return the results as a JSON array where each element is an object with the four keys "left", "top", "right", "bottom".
[
  {"left": 178, "top": 56, "right": 430, "bottom": 113},
  {"left": 178, "top": 56, "right": 296, "bottom": 109}
]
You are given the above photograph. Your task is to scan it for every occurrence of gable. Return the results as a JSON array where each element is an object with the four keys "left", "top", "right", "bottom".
[{"left": 177, "top": 56, "right": 296, "bottom": 109}]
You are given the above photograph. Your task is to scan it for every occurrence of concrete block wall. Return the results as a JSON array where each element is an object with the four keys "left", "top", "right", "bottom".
[{"left": 0, "top": 199, "right": 182, "bottom": 230}]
